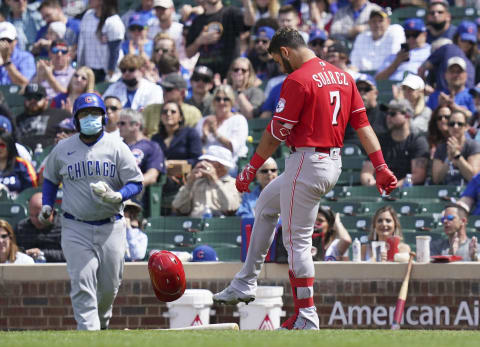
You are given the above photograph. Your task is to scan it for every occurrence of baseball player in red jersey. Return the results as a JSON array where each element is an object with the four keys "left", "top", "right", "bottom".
[{"left": 213, "top": 28, "right": 397, "bottom": 330}]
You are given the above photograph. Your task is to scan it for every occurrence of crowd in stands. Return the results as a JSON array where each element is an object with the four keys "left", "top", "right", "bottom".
[{"left": 2, "top": 0, "right": 480, "bottom": 264}]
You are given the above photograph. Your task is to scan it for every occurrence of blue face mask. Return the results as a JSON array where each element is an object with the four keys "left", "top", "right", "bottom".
[{"left": 79, "top": 114, "right": 103, "bottom": 135}]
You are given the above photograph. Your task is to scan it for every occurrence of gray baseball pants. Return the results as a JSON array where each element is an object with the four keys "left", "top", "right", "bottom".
[
  {"left": 61, "top": 216, "right": 126, "bottom": 330},
  {"left": 231, "top": 148, "right": 341, "bottom": 322}
]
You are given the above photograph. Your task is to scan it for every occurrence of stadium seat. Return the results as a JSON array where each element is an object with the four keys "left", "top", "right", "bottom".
[
  {"left": 376, "top": 80, "right": 397, "bottom": 105},
  {"left": 336, "top": 170, "right": 361, "bottom": 186},
  {"left": 203, "top": 216, "right": 242, "bottom": 232},
  {"left": 324, "top": 201, "right": 363, "bottom": 215},
  {"left": 339, "top": 186, "right": 382, "bottom": 201},
  {"left": 94, "top": 81, "right": 112, "bottom": 95},
  {"left": 211, "top": 243, "right": 240, "bottom": 261},
  {"left": 467, "top": 215, "right": 480, "bottom": 231},
  {"left": 146, "top": 216, "right": 204, "bottom": 232},
  {"left": 341, "top": 215, "right": 371, "bottom": 231},
  {"left": 390, "top": 6, "right": 426, "bottom": 25},
  {"left": 449, "top": 6, "right": 479, "bottom": 22},
  {"left": 362, "top": 201, "right": 421, "bottom": 215},
  {"left": 148, "top": 175, "right": 167, "bottom": 218},
  {"left": 341, "top": 156, "right": 366, "bottom": 171},
  {"left": 398, "top": 185, "right": 461, "bottom": 201},
  {"left": 342, "top": 143, "right": 363, "bottom": 156},
  {"left": 0, "top": 84, "right": 25, "bottom": 115},
  {"left": 0, "top": 202, "right": 28, "bottom": 228},
  {"left": 399, "top": 215, "right": 436, "bottom": 231}
]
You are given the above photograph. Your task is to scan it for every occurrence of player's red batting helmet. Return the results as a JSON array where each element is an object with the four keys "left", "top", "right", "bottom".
[{"left": 148, "top": 250, "right": 186, "bottom": 302}]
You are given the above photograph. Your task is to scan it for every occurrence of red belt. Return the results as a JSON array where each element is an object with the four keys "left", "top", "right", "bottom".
[{"left": 290, "top": 146, "right": 331, "bottom": 154}]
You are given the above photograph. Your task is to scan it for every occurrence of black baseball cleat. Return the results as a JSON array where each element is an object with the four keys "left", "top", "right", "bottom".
[{"left": 213, "top": 286, "right": 255, "bottom": 305}]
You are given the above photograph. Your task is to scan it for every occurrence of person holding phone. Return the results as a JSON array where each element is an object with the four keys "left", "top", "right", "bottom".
[{"left": 376, "top": 18, "right": 431, "bottom": 81}]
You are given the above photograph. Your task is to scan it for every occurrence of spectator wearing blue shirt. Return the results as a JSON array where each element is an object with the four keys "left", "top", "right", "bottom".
[
  {"left": 376, "top": 18, "right": 431, "bottom": 82},
  {"left": 5, "top": 0, "right": 44, "bottom": 51},
  {"left": 425, "top": 0, "right": 457, "bottom": 44},
  {"left": 32, "top": 0, "right": 80, "bottom": 57},
  {"left": 118, "top": 108, "right": 166, "bottom": 190},
  {"left": 0, "top": 21, "right": 36, "bottom": 87},
  {"left": 426, "top": 57, "right": 475, "bottom": 118},
  {"left": 121, "top": 13, "right": 154, "bottom": 61},
  {"left": 459, "top": 172, "right": 480, "bottom": 216},
  {"left": 236, "top": 157, "right": 278, "bottom": 218}
]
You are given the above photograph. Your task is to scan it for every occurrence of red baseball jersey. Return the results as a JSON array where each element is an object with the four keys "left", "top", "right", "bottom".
[{"left": 273, "top": 57, "right": 369, "bottom": 148}]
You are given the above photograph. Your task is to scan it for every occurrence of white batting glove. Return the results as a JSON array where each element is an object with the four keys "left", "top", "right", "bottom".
[
  {"left": 90, "top": 181, "right": 122, "bottom": 204},
  {"left": 38, "top": 205, "right": 53, "bottom": 225}
]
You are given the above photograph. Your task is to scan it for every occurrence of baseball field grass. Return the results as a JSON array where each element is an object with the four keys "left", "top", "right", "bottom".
[{"left": 2, "top": 329, "right": 480, "bottom": 347}]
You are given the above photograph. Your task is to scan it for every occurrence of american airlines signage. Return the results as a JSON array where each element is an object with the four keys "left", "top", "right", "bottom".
[{"left": 329, "top": 301, "right": 480, "bottom": 327}]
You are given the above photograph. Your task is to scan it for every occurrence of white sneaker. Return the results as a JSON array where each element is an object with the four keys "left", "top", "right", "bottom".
[
  {"left": 278, "top": 313, "right": 319, "bottom": 330},
  {"left": 213, "top": 285, "right": 255, "bottom": 305}
]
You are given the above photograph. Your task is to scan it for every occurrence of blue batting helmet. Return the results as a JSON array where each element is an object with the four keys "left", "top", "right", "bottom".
[{"left": 72, "top": 93, "right": 108, "bottom": 131}]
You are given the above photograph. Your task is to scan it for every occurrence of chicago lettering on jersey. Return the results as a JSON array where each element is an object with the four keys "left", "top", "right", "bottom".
[
  {"left": 67, "top": 161, "right": 116, "bottom": 180},
  {"left": 312, "top": 70, "right": 349, "bottom": 88}
]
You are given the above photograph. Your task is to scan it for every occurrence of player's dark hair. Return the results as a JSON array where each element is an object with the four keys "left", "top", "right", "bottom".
[
  {"left": 0, "top": 129, "right": 19, "bottom": 175},
  {"left": 96, "top": 0, "right": 119, "bottom": 38},
  {"left": 158, "top": 102, "right": 185, "bottom": 138},
  {"left": 157, "top": 54, "right": 180, "bottom": 75},
  {"left": 268, "top": 27, "right": 307, "bottom": 55},
  {"left": 427, "top": 105, "right": 451, "bottom": 147},
  {"left": 317, "top": 206, "right": 336, "bottom": 245}
]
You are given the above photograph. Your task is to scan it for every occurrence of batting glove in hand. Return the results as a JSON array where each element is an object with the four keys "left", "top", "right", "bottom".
[
  {"left": 90, "top": 181, "right": 122, "bottom": 204},
  {"left": 375, "top": 164, "right": 398, "bottom": 195},
  {"left": 38, "top": 205, "right": 53, "bottom": 226},
  {"left": 236, "top": 163, "right": 257, "bottom": 193}
]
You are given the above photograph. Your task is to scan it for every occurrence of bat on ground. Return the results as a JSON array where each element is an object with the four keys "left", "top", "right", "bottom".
[
  {"left": 156, "top": 323, "right": 239, "bottom": 331},
  {"left": 391, "top": 252, "right": 416, "bottom": 330}
]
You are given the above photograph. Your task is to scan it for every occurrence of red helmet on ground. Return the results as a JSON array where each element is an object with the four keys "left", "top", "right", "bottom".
[{"left": 148, "top": 250, "right": 186, "bottom": 302}]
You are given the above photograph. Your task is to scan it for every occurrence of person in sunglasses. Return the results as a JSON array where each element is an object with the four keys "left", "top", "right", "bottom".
[
  {"left": 15, "top": 83, "right": 71, "bottom": 150},
  {"left": 32, "top": 39, "right": 75, "bottom": 100},
  {"left": 425, "top": 0, "right": 456, "bottom": 44},
  {"left": 432, "top": 110, "right": 480, "bottom": 185},
  {"left": 50, "top": 66, "right": 95, "bottom": 113},
  {"left": 247, "top": 26, "right": 282, "bottom": 83},
  {"left": 0, "top": 21, "right": 35, "bottom": 87},
  {"left": 376, "top": 18, "right": 431, "bottom": 82},
  {"left": 104, "top": 96, "right": 123, "bottom": 136},
  {"left": 430, "top": 203, "right": 479, "bottom": 261},
  {"left": 0, "top": 219, "right": 34, "bottom": 264},
  {"left": 236, "top": 157, "right": 278, "bottom": 218},
  {"left": 103, "top": 54, "right": 164, "bottom": 111},
  {"left": 361, "top": 98, "right": 429, "bottom": 187},
  {"left": 226, "top": 57, "right": 264, "bottom": 119},
  {"left": 185, "top": 65, "right": 215, "bottom": 116},
  {"left": 121, "top": 13, "right": 153, "bottom": 61}
]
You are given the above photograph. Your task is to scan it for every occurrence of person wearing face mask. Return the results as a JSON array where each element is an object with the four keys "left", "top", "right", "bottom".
[
  {"left": 103, "top": 54, "right": 164, "bottom": 111},
  {"left": 39, "top": 92, "right": 144, "bottom": 330},
  {"left": 425, "top": 0, "right": 456, "bottom": 44}
]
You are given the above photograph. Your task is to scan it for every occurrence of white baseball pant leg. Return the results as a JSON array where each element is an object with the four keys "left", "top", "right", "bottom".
[
  {"left": 280, "top": 149, "right": 341, "bottom": 325},
  {"left": 61, "top": 217, "right": 126, "bottom": 330},
  {"left": 230, "top": 174, "right": 282, "bottom": 296}
]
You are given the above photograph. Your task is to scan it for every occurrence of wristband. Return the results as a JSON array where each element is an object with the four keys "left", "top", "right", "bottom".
[
  {"left": 250, "top": 153, "right": 266, "bottom": 169},
  {"left": 368, "top": 149, "right": 386, "bottom": 170}
]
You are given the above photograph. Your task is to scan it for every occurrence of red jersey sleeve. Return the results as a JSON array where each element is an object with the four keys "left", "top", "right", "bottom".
[
  {"left": 272, "top": 78, "right": 305, "bottom": 125},
  {"left": 348, "top": 83, "right": 369, "bottom": 130}
]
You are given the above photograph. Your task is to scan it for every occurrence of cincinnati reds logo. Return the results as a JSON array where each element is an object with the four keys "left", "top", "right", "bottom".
[
  {"left": 85, "top": 96, "right": 93, "bottom": 103},
  {"left": 275, "top": 98, "right": 286, "bottom": 113},
  {"left": 279, "top": 127, "right": 290, "bottom": 137}
]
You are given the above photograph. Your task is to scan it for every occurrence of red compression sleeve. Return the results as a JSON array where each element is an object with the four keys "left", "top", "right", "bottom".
[
  {"left": 250, "top": 153, "right": 266, "bottom": 169},
  {"left": 368, "top": 150, "right": 386, "bottom": 170}
]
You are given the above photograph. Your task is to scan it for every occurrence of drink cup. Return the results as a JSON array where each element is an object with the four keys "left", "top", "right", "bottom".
[
  {"left": 386, "top": 236, "right": 400, "bottom": 261},
  {"left": 416, "top": 236, "right": 431, "bottom": 263},
  {"left": 371, "top": 241, "right": 386, "bottom": 262}
]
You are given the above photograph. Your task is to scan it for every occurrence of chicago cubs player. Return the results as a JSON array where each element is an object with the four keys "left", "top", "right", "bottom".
[
  {"left": 39, "top": 93, "right": 144, "bottom": 330},
  {"left": 213, "top": 28, "right": 398, "bottom": 329}
]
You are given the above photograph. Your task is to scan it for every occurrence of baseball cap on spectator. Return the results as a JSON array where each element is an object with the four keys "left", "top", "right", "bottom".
[
  {"left": 308, "top": 28, "right": 328, "bottom": 43},
  {"left": 403, "top": 18, "right": 426, "bottom": 32},
  {"left": 192, "top": 65, "right": 213, "bottom": 82},
  {"left": 380, "top": 99, "right": 414, "bottom": 117},
  {"left": 49, "top": 21, "right": 66, "bottom": 39},
  {"left": 198, "top": 145, "right": 235, "bottom": 169},
  {"left": 124, "top": 198, "right": 143, "bottom": 213},
  {"left": 328, "top": 42, "right": 349, "bottom": 55},
  {"left": 160, "top": 73, "right": 187, "bottom": 90},
  {"left": 401, "top": 74, "right": 425, "bottom": 90},
  {"left": 56, "top": 117, "right": 75, "bottom": 132},
  {"left": 24, "top": 83, "right": 47, "bottom": 99},
  {"left": 369, "top": 8, "right": 390, "bottom": 20},
  {"left": 0, "top": 115, "right": 12, "bottom": 133},
  {"left": 255, "top": 26, "right": 275, "bottom": 41},
  {"left": 192, "top": 245, "right": 218, "bottom": 262},
  {"left": 447, "top": 56, "right": 467, "bottom": 71},
  {"left": 356, "top": 73, "right": 377, "bottom": 88},
  {"left": 0, "top": 22, "right": 17, "bottom": 41},
  {"left": 50, "top": 39, "right": 69, "bottom": 52},
  {"left": 456, "top": 21, "right": 477, "bottom": 43},
  {"left": 153, "top": 0, "right": 173, "bottom": 8},
  {"left": 128, "top": 13, "right": 148, "bottom": 29}
]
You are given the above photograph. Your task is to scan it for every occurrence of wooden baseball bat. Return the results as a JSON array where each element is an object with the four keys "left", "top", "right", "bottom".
[
  {"left": 156, "top": 323, "right": 239, "bottom": 331},
  {"left": 391, "top": 252, "right": 416, "bottom": 330}
]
